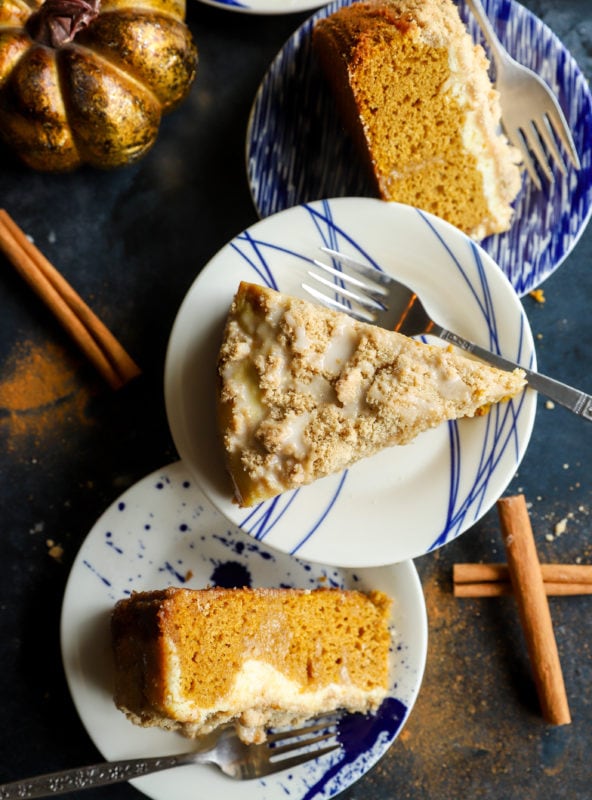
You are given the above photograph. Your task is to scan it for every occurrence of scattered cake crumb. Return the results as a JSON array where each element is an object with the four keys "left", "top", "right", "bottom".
[
  {"left": 545, "top": 400, "right": 555, "bottom": 410},
  {"left": 30, "top": 521, "right": 45, "bottom": 534},
  {"left": 46, "top": 539, "right": 64, "bottom": 561},
  {"left": 529, "top": 288, "right": 546, "bottom": 303},
  {"left": 554, "top": 518, "right": 568, "bottom": 536}
]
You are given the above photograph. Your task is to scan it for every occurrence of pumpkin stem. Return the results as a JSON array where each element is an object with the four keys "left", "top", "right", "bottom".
[{"left": 27, "top": 0, "right": 101, "bottom": 48}]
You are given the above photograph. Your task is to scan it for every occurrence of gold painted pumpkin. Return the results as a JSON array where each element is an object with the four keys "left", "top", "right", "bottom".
[{"left": 0, "top": 0, "right": 198, "bottom": 170}]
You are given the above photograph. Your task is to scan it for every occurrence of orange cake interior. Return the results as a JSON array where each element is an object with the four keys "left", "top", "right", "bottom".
[{"left": 111, "top": 586, "right": 392, "bottom": 743}]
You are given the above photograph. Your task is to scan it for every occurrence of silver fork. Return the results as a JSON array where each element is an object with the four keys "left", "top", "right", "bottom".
[
  {"left": 466, "top": 0, "right": 580, "bottom": 189},
  {"left": 304, "top": 248, "right": 592, "bottom": 421},
  {"left": 0, "top": 718, "right": 340, "bottom": 797}
]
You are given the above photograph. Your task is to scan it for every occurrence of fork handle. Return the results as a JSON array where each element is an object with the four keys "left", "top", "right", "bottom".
[
  {"left": 0, "top": 752, "right": 199, "bottom": 799},
  {"left": 437, "top": 328, "right": 592, "bottom": 420}
]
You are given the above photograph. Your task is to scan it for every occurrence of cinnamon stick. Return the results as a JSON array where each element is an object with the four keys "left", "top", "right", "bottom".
[
  {"left": 454, "top": 562, "right": 592, "bottom": 595},
  {"left": 497, "top": 495, "right": 571, "bottom": 726},
  {"left": 0, "top": 209, "right": 141, "bottom": 390},
  {"left": 454, "top": 581, "right": 592, "bottom": 598}
]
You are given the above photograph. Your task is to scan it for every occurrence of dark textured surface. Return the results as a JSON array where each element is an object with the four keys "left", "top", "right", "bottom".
[{"left": 0, "top": 1, "right": 590, "bottom": 798}]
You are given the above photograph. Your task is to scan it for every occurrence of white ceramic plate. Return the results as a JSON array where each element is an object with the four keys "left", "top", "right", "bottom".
[
  {"left": 246, "top": 0, "right": 592, "bottom": 295},
  {"left": 164, "top": 197, "right": 536, "bottom": 568},
  {"left": 196, "top": 0, "right": 331, "bottom": 15},
  {"left": 61, "top": 460, "right": 427, "bottom": 800}
]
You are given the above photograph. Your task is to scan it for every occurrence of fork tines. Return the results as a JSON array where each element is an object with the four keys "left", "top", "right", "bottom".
[
  {"left": 303, "top": 248, "right": 394, "bottom": 323},
  {"left": 265, "top": 716, "right": 340, "bottom": 771},
  {"left": 514, "top": 106, "right": 580, "bottom": 191},
  {"left": 319, "top": 247, "right": 393, "bottom": 288},
  {"left": 511, "top": 74, "right": 580, "bottom": 191}
]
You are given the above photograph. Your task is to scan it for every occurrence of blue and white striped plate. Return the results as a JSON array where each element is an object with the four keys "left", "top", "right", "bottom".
[
  {"left": 246, "top": 0, "right": 592, "bottom": 296},
  {"left": 61, "top": 460, "right": 427, "bottom": 800},
  {"left": 196, "top": 0, "right": 331, "bottom": 14},
  {"left": 164, "top": 198, "right": 537, "bottom": 567}
]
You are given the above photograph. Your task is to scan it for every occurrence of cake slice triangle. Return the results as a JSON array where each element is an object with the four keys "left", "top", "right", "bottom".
[{"left": 217, "top": 282, "right": 525, "bottom": 507}]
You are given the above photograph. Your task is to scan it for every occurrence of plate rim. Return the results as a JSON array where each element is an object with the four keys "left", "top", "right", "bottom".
[{"left": 195, "top": 0, "right": 332, "bottom": 15}]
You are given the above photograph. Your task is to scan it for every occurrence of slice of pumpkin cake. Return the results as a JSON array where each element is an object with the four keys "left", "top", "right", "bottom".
[
  {"left": 111, "top": 586, "right": 392, "bottom": 744},
  {"left": 312, "top": 0, "right": 522, "bottom": 240},
  {"left": 216, "top": 281, "right": 525, "bottom": 508}
]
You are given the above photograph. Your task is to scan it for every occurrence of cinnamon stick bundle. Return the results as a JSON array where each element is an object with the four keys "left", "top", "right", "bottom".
[
  {"left": 497, "top": 495, "right": 571, "bottom": 726},
  {"left": 0, "top": 209, "right": 141, "bottom": 390}
]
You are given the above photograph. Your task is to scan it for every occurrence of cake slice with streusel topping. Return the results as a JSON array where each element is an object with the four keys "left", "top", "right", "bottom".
[{"left": 216, "top": 282, "right": 525, "bottom": 508}]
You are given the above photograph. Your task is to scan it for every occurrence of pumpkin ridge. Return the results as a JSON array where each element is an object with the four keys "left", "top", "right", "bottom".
[
  {"left": 50, "top": 45, "right": 83, "bottom": 164},
  {"left": 0, "top": 31, "right": 33, "bottom": 89},
  {"left": 75, "top": 9, "right": 197, "bottom": 110},
  {"left": 99, "top": 0, "right": 186, "bottom": 21},
  {"left": 3, "top": 0, "right": 42, "bottom": 19},
  {"left": 60, "top": 41, "right": 161, "bottom": 109},
  {"left": 100, "top": 3, "right": 188, "bottom": 24},
  {"left": 0, "top": 43, "right": 82, "bottom": 169},
  {"left": 56, "top": 43, "right": 161, "bottom": 167}
]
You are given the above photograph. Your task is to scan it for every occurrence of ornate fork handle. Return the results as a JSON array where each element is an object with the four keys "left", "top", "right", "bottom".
[
  {"left": 0, "top": 752, "right": 199, "bottom": 799},
  {"left": 437, "top": 327, "right": 592, "bottom": 420}
]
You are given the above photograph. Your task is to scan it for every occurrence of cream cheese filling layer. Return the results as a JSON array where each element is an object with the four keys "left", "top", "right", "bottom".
[
  {"left": 445, "top": 43, "right": 521, "bottom": 235},
  {"left": 162, "top": 657, "right": 387, "bottom": 724}
]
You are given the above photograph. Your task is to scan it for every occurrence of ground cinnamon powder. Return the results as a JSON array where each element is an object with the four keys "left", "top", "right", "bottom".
[{"left": 0, "top": 338, "right": 94, "bottom": 451}]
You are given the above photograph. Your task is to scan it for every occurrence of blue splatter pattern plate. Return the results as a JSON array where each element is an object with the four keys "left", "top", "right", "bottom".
[
  {"left": 246, "top": 0, "right": 592, "bottom": 295},
  {"left": 60, "top": 460, "right": 427, "bottom": 800},
  {"left": 164, "top": 197, "right": 536, "bottom": 568}
]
